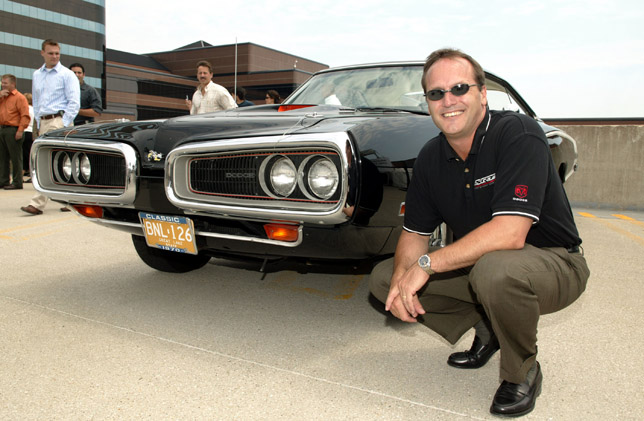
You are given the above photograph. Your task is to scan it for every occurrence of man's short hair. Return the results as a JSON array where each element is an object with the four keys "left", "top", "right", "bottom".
[
  {"left": 421, "top": 48, "right": 486, "bottom": 93},
  {"left": 69, "top": 63, "right": 85, "bottom": 73},
  {"left": 196, "top": 60, "right": 213, "bottom": 73},
  {"left": 41, "top": 39, "right": 59, "bottom": 50},
  {"left": 1, "top": 74, "right": 17, "bottom": 85},
  {"left": 237, "top": 87, "right": 247, "bottom": 100}
]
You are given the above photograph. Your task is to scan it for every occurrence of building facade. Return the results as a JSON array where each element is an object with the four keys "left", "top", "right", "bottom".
[
  {"left": 1, "top": 1, "right": 327, "bottom": 122},
  {"left": 0, "top": 0, "right": 106, "bottom": 101},
  {"left": 106, "top": 41, "right": 328, "bottom": 121}
]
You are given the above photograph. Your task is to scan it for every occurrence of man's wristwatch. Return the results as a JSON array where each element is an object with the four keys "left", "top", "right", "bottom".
[{"left": 418, "top": 254, "right": 435, "bottom": 275}]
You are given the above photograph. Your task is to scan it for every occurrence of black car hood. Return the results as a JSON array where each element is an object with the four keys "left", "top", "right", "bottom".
[{"left": 47, "top": 105, "right": 436, "bottom": 170}]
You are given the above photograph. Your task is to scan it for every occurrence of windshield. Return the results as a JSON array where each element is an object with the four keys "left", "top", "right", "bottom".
[
  {"left": 285, "top": 65, "right": 528, "bottom": 115},
  {"left": 285, "top": 66, "right": 428, "bottom": 113}
]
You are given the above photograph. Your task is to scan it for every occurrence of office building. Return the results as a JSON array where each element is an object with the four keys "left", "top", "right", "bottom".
[{"left": 1, "top": 1, "right": 327, "bottom": 122}]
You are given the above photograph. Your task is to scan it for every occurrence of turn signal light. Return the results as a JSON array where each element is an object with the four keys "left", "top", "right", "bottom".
[
  {"left": 72, "top": 204, "right": 103, "bottom": 219},
  {"left": 264, "top": 223, "right": 300, "bottom": 242}
]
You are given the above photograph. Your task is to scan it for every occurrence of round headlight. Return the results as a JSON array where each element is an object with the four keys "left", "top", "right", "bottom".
[
  {"left": 80, "top": 154, "right": 91, "bottom": 182},
  {"left": 62, "top": 153, "right": 72, "bottom": 181},
  {"left": 307, "top": 157, "right": 338, "bottom": 199},
  {"left": 270, "top": 157, "right": 297, "bottom": 197}
]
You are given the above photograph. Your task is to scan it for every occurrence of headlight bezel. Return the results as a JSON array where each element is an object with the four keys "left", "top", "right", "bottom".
[
  {"left": 71, "top": 152, "right": 92, "bottom": 185},
  {"left": 298, "top": 155, "right": 339, "bottom": 200},
  {"left": 255, "top": 152, "right": 342, "bottom": 202}
]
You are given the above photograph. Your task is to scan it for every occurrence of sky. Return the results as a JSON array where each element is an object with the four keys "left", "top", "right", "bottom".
[{"left": 106, "top": 0, "right": 644, "bottom": 119}]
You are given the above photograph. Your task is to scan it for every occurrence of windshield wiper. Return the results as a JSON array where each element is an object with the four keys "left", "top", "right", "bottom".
[{"left": 355, "top": 107, "right": 429, "bottom": 116}]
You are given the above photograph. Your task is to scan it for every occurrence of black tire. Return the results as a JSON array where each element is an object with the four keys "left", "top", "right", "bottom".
[{"left": 131, "top": 234, "right": 211, "bottom": 273}]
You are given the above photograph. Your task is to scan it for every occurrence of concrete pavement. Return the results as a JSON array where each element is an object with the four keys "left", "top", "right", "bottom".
[{"left": 1, "top": 184, "right": 643, "bottom": 419}]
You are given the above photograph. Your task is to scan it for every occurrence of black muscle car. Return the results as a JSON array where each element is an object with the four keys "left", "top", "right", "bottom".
[{"left": 30, "top": 62, "right": 578, "bottom": 273}]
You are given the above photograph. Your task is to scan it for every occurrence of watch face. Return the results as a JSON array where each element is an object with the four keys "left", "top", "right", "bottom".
[{"left": 419, "top": 255, "right": 429, "bottom": 267}]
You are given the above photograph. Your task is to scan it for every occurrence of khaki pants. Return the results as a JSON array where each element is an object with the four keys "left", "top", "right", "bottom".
[
  {"left": 29, "top": 117, "right": 68, "bottom": 210},
  {"left": 369, "top": 244, "right": 589, "bottom": 383}
]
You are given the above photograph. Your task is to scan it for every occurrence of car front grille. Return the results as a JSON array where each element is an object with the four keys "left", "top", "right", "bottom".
[
  {"left": 188, "top": 150, "right": 341, "bottom": 203},
  {"left": 190, "top": 153, "right": 261, "bottom": 197}
]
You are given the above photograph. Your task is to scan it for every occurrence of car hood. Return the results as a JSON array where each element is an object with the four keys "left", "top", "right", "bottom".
[{"left": 46, "top": 105, "right": 435, "bottom": 170}]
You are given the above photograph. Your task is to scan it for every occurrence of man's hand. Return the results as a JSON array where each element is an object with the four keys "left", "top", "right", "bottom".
[
  {"left": 385, "top": 264, "right": 429, "bottom": 322},
  {"left": 0, "top": 89, "right": 9, "bottom": 98},
  {"left": 15, "top": 130, "right": 23, "bottom": 140}
]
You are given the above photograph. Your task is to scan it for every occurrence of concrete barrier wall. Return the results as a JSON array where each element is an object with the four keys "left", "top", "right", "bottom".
[{"left": 558, "top": 125, "right": 644, "bottom": 210}]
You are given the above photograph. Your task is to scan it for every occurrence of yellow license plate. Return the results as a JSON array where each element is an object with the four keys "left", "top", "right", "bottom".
[{"left": 138, "top": 212, "right": 198, "bottom": 255}]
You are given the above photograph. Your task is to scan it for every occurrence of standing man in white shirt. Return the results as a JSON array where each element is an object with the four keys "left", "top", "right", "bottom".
[
  {"left": 185, "top": 60, "right": 236, "bottom": 114},
  {"left": 21, "top": 39, "right": 80, "bottom": 216}
]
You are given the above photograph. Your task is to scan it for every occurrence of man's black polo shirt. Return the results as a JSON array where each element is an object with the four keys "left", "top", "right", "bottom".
[{"left": 404, "top": 109, "right": 581, "bottom": 249}]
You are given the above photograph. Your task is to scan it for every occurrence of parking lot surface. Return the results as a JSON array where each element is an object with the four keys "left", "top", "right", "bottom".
[{"left": 1, "top": 185, "right": 643, "bottom": 419}]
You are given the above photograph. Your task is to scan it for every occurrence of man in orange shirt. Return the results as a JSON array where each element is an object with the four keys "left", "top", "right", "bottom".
[{"left": 0, "top": 74, "right": 30, "bottom": 190}]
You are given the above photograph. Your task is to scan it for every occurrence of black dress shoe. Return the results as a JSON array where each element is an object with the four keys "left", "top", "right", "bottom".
[
  {"left": 490, "top": 362, "right": 542, "bottom": 417},
  {"left": 447, "top": 334, "right": 500, "bottom": 368}
]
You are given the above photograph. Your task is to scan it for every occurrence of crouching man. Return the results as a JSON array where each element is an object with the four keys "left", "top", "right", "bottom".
[{"left": 368, "top": 48, "right": 589, "bottom": 417}]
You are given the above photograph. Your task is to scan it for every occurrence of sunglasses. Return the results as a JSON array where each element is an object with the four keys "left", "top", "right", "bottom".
[{"left": 424, "top": 84, "right": 480, "bottom": 101}]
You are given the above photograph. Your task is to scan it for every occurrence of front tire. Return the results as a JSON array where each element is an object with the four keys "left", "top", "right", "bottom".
[{"left": 131, "top": 234, "right": 211, "bottom": 273}]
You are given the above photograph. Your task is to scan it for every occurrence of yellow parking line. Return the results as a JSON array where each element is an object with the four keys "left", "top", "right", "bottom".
[
  {"left": 333, "top": 275, "right": 364, "bottom": 300},
  {"left": 612, "top": 214, "right": 635, "bottom": 221},
  {"left": 0, "top": 215, "right": 76, "bottom": 234},
  {"left": 593, "top": 218, "right": 644, "bottom": 248},
  {"left": 266, "top": 272, "right": 363, "bottom": 300},
  {"left": 578, "top": 212, "right": 596, "bottom": 218},
  {"left": 12, "top": 230, "right": 66, "bottom": 242},
  {"left": 612, "top": 214, "right": 644, "bottom": 227}
]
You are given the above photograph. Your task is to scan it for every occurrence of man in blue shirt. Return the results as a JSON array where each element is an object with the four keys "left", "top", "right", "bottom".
[
  {"left": 21, "top": 39, "right": 80, "bottom": 216},
  {"left": 233, "top": 87, "right": 254, "bottom": 107}
]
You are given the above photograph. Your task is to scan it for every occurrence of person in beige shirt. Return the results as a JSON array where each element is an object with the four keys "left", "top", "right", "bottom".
[{"left": 185, "top": 60, "right": 236, "bottom": 114}]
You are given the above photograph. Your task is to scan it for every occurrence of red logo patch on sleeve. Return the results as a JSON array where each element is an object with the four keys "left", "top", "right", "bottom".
[{"left": 515, "top": 185, "right": 528, "bottom": 199}]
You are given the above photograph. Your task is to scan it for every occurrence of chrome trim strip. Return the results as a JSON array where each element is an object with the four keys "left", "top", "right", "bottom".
[
  {"left": 196, "top": 225, "right": 303, "bottom": 248},
  {"left": 88, "top": 217, "right": 303, "bottom": 248},
  {"left": 31, "top": 138, "right": 139, "bottom": 206},
  {"left": 165, "top": 132, "right": 352, "bottom": 225},
  {"left": 92, "top": 218, "right": 142, "bottom": 230}
]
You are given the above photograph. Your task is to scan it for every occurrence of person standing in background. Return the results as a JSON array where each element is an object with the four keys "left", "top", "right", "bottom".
[
  {"left": 185, "top": 60, "right": 236, "bottom": 114},
  {"left": 22, "top": 92, "right": 34, "bottom": 182},
  {"left": 21, "top": 39, "right": 80, "bottom": 215},
  {"left": 233, "top": 87, "right": 254, "bottom": 107},
  {"left": 70, "top": 63, "right": 102, "bottom": 125},
  {"left": 264, "top": 90, "right": 282, "bottom": 104},
  {"left": 0, "top": 74, "right": 30, "bottom": 190}
]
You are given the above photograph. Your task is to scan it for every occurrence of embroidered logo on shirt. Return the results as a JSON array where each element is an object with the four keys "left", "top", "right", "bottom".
[
  {"left": 513, "top": 185, "right": 528, "bottom": 202},
  {"left": 474, "top": 173, "right": 496, "bottom": 189}
]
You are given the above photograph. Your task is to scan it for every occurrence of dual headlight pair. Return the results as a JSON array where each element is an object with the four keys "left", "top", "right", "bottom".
[
  {"left": 53, "top": 150, "right": 92, "bottom": 185},
  {"left": 260, "top": 154, "right": 339, "bottom": 201}
]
